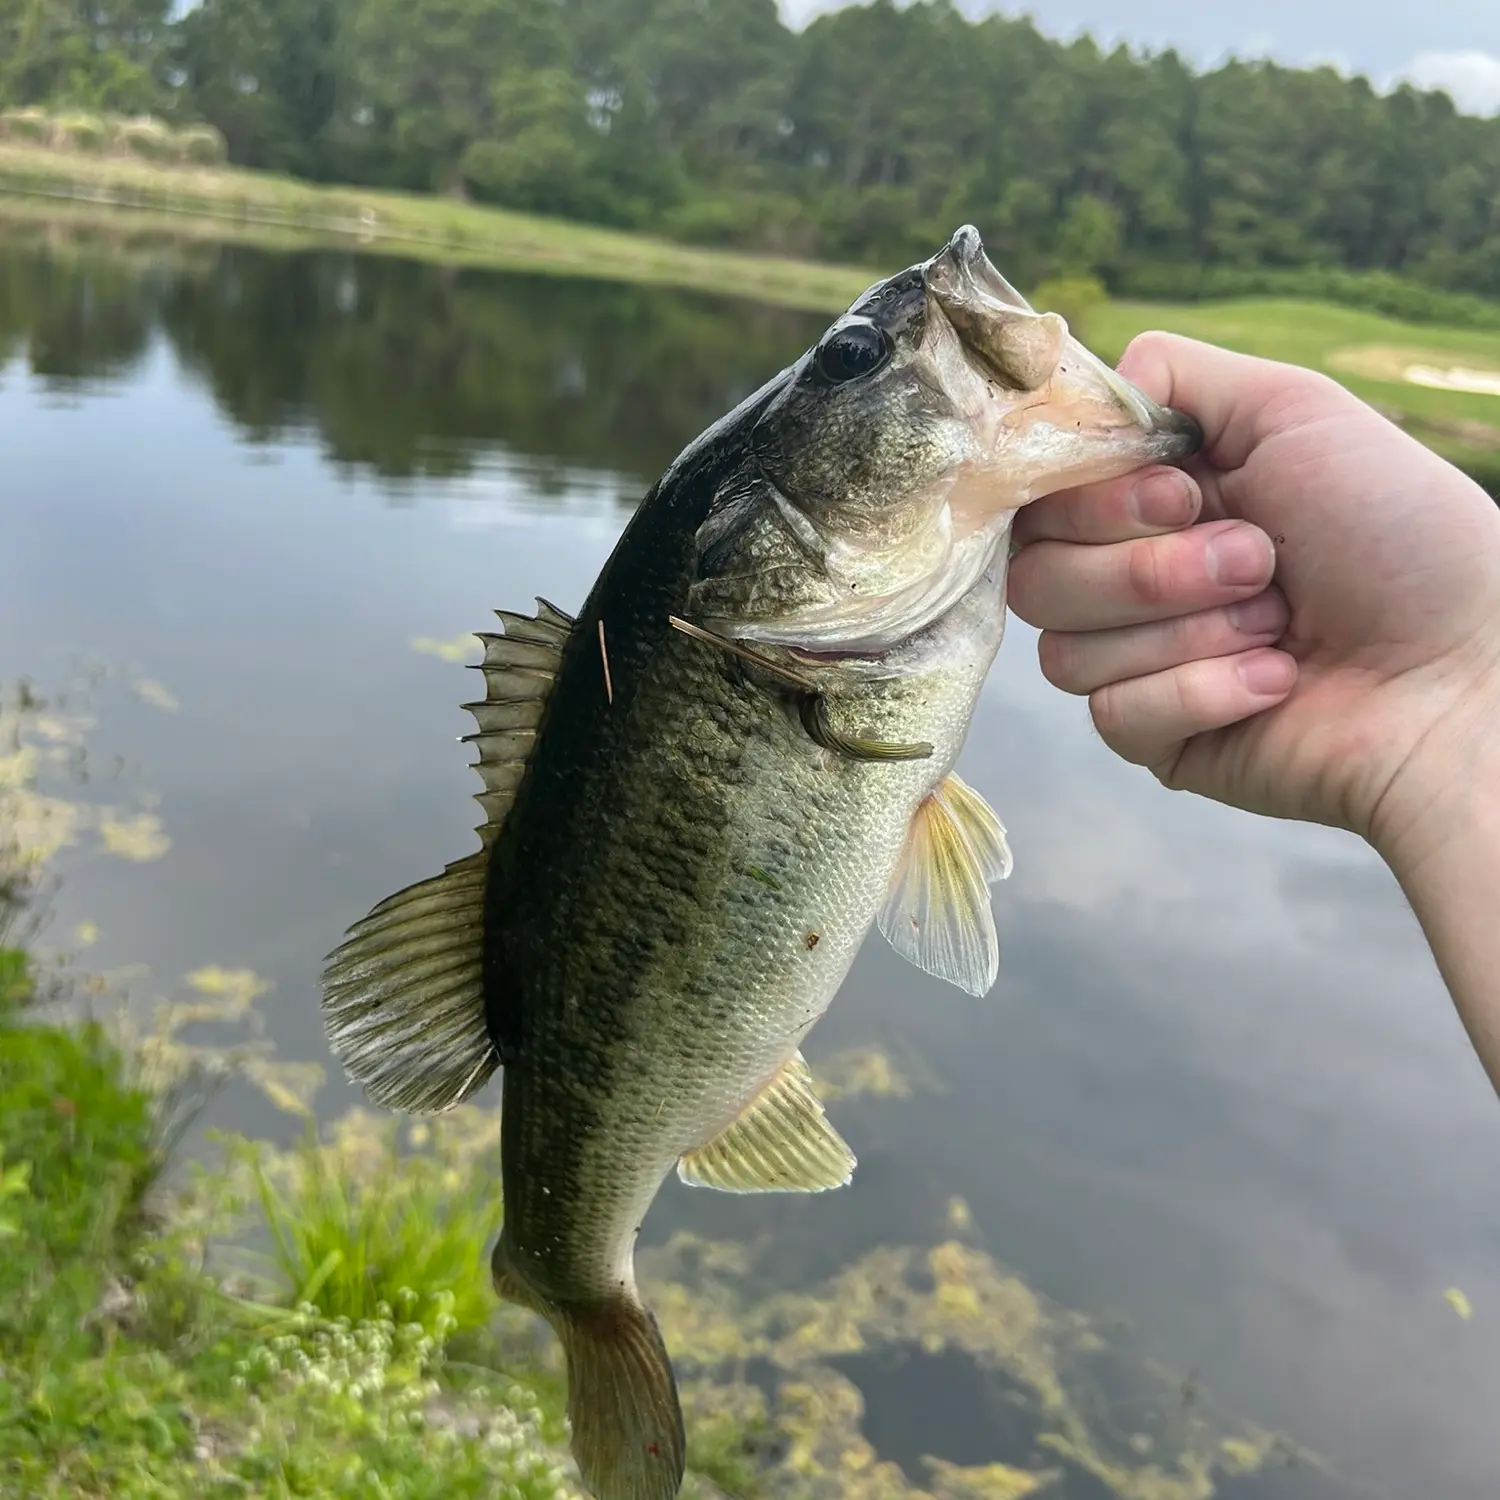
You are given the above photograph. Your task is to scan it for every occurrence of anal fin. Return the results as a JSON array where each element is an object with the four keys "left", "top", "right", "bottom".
[
  {"left": 877, "top": 771, "right": 1009, "bottom": 998},
  {"left": 678, "top": 1051, "right": 855, "bottom": 1192}
]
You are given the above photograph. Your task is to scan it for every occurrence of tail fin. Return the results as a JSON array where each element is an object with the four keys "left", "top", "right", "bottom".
[{"left": 493, "top": 1240, "right": 685, "bottom": 1500}]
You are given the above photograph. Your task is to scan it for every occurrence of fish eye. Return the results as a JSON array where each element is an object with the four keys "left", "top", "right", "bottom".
[{"left": 814, "top": 321, "right": 891, "bottom": 384}]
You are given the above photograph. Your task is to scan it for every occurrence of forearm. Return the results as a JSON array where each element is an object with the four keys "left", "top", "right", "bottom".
[{"left": 1382, "top": 781, "right": 1500, "bottom": 1095}]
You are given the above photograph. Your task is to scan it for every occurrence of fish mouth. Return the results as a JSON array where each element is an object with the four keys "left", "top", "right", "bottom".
[{"left": 922, "top": 225, "right": 1203, "bottom": 478}]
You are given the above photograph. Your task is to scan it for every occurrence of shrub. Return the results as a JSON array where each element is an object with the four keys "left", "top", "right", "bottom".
[
  {"left": 52, "top": 113, "right": 109, "bottom": 154},
  {"left": 0, "top": 108, "right": 50, "bottom": 144},
  {"left": 117, "top": 116, "right": 175, "bottom": 163},
  {"left": 1115, "top": 259, "right": 1500, "bottom": 333},
  {"left": 1030, "top": 273, "right": 1108, "bottom": 344},
  {"left": 174, "top": 124, "right": 228, "bottom": 167}
]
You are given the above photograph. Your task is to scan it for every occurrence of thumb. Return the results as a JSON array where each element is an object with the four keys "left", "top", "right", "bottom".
[{"left": 1118, "top": 331, "right": 1338, "bottom": 473}]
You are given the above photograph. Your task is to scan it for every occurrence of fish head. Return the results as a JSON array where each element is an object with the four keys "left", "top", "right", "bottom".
[{"left": 694, "top": 225, "right": 1200, "bottom": 653}]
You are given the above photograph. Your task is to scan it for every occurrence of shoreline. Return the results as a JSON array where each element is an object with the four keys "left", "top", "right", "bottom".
[
  {"left": 0, "top": 142, "right": 876, "bottom": 314},
  {"left": 2, "top": 142, "right": 1498, "bottom": 496}
]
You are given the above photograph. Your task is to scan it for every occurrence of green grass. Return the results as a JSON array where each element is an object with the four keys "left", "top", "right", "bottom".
[
  {"left": 237, "top": 1110, "right": 502, "bottom": 1341},
  {"left": 1086, "top": 297, "right": 1500, "bottom": 490},
  {"left": 0, "top": 989, "right": 580, "bottom": 1499}
]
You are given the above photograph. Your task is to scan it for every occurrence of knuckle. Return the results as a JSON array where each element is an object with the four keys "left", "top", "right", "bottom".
[
  {"left": 1173, "top": 663, "right": 1215, "bottom": 721},
  {"left": 1037, "top": 631, "right": 1083, "bottom": 692},
  {"left": 1121, "top": 329, "right": 1176, "bottom": 368},
  {"left": 1176, "top": 606, "right": 1229, "bottom": 657},
  {"left": 1004, "top": 555, "right": 1040, "bottom": 623},
  {"left": 1006, "top": 543, "right": 1065, "bottom": 626},
  {"left": 1088, "top": 680, "right": 1134, "bottom": 744},
  {"left": 1124, "top": 536, "right": 1171, "bottom": 607}
]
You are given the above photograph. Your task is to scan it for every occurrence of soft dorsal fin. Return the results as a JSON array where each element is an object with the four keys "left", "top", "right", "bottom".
[
  {"left": 877, "top": 772, "right": 1010, "bottom": 998},
  {"left": 320, "top": 597, "right": 575, "bottom": 1115},
  {"left": 463, "top": 596, "right": 574, "bottom": 847},
  {"left": 677, "top": 1050, "right": 855, "bottom": 1192},
  {"left": 321, "top": 852, "right": 495, "bottom": 1113}
]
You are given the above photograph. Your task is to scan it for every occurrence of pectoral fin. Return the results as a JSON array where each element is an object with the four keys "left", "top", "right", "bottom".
[
  {"left": 877, "top": 772, "right": 1009, "bottom": 997},
  {"left": 677, "top": 1051, "right": 855, "bottom": 1192}
]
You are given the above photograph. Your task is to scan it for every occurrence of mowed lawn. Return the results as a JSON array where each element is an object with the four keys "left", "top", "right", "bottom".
[{"left": 1091, "top": 297, "right": 1500, "bottom": 475}]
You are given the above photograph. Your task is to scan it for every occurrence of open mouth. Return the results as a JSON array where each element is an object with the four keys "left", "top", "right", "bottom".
[{"left": 924, "top": 225, "right": 1203, "bottom": 461}]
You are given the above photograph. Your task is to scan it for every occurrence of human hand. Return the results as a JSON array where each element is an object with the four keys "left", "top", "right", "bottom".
[{"left": 1007, "top": 332, "right": 1500, "bottom": 871}]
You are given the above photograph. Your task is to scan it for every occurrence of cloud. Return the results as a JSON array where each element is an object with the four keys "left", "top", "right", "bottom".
[
  {"left": 776, "top": 0, "right": 853, "bottom": 26},
  {"left": 1403, "top": 49, "right": 1500, "bottom": 115}
]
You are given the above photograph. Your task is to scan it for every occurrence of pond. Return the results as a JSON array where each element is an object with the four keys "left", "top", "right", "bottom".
[{"left": 1, "top": 219, "right": 1497, "bottom": 1499}]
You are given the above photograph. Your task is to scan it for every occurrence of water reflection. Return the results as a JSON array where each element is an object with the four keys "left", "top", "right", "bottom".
[
  {"left": 1, "top": 223, "right": 1496, "bottom": 1500},
  {"left": 0, "top": 216, "right": 822, "bottom": 485}
]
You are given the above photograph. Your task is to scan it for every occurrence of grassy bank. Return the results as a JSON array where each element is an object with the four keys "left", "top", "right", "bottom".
[
  {"left": 0, "top": 141, "right": 875, "bottom": 315},
  {"left": 0, "top": 987, "right": 584, "bottom": 1499},
  {"left": 4, "top": 142, "right": 1500, "bottom": 494}
]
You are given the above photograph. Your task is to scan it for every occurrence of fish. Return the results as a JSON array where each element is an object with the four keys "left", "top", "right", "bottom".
[{"left": 321, "top": 225, "right": 1200, "bottom": 1500}]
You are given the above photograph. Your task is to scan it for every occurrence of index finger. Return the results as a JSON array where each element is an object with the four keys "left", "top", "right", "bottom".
[{"left": 1014, "top": 464, "right": 1201, "bottom": 547}]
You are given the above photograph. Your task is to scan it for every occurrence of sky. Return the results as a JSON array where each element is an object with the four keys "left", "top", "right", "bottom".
[{"left": 777, "top": 0, "right": 1500, "bottom": 115}]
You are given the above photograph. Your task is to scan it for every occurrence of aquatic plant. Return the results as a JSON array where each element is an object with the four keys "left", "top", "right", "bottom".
[{"left": 643, "top": 1229, "right": 1334, "bottom": 1500}]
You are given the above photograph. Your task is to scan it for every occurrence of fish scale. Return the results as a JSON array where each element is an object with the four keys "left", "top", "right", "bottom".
[{"left": 322, "top": 225, "right": 1201, "bottom": 1500}]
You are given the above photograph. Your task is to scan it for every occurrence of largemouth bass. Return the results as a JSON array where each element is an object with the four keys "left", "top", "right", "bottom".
[{"left": 322, "top": 227, "right": 1199, "bottom": 1500}]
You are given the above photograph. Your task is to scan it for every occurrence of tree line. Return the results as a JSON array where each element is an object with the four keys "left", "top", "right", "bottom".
[{"left": 4, "top": 0, "right": 1500, "bottom": 300}]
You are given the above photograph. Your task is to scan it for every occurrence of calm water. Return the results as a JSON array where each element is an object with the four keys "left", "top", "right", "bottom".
[{"left": 2, "top": 223, "right": 1497, "bottom": 1498}]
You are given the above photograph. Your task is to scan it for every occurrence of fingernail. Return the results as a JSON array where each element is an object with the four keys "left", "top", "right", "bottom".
[
  {"left": 1129, "top": 470, "right": 1195, "bottom": 529},
  {"left": 1227, "top": 593, "right": 1285, "bottom": 636},
  {"left": 1237, "top": 651, "right": 1294, "bottom": 696},
  {"left": 1206, "top": 526, "right": 1273, "bottom": 587}
]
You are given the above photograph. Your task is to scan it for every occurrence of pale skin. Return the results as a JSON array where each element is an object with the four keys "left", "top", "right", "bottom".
[{"left": 1007, "top": 332, "right": 1500, "bottom": 1093}]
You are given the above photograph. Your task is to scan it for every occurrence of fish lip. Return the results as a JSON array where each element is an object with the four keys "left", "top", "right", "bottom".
[
  {"left": 924, "top": 224, "right": 1203, "bottom": 461},
  {"left": 926, "top": 224, "right": 1034, "bottom": 312}
]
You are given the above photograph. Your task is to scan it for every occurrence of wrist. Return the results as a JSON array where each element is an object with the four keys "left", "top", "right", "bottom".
[
  {"left": 1372, "top": 690, "right": 1500, "bottom": 1093},
  {"left": 1370, "top": 669, "right": 1500, "bottom": 885}
]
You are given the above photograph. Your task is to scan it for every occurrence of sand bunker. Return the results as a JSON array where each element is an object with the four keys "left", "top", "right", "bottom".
[
  {"left": 1329, "top": 344, "right": 1500, "bottom": 395},
  {"left": 1405, "top": 364, "right": 1500, "bottom": 396}
]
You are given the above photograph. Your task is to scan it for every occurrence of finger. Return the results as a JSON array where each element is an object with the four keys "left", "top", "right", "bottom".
[
  {"left": 1015, "top": 465, "right": 1201, "bottom": 547},
  {"left": 1008, "top": 518, "right": 1277, "bottom": 633},
  {"left": 1089, "top": 648, "right": 1298, "bottom": 768},
  {"left": 1038, "top": 588, "right": 1289, "bottom": 696},
  {"left": 1117, "top": 331, "right": 1348, "bottom": 474}
]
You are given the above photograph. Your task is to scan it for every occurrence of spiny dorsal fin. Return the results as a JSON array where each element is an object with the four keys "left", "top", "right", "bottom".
[
  {"left": 876, "top": 771, "right": 1010, "bottom": 998},
  {"left": 678, "top": 1050, "right": 855, "bottom": 1192},
  {"left": 461, "top": 596, "right": 574, "bottom": 848},
  {"left": 320, "top": 597, "right": 575, "bottom": 1115},
  {"left": 321, "top": 852, "right": 496, "bottom": 1113}
]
